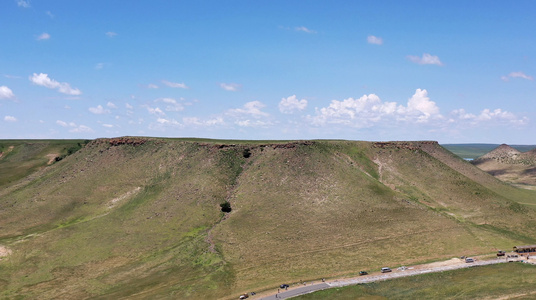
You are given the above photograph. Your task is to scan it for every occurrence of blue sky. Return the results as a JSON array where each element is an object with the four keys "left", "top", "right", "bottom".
[{"left": 1, "top": 0, "right": 535, "bottom": 143}]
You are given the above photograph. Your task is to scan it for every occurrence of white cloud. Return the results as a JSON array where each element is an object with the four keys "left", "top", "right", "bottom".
[
  {"left": 107, "top": 102, "right": 117, "bottom": 109},
  {"left": 156, "top": 97, "right": 184, "bottom": 112},
  {"left": 279, "top": 95, "right": 308, "bottom": 114},
  {"left": 37, "top": 33, "right": 50, "bottom": 41},
  {"left": 310, "top": 89, "right": 442, "bottom": 127},
  {"left": 89, "top": 105, "right": 111, "bottom": 114},
  {"left": 95, "top": 63, "right": 104, "bottom": 70},
  {"left": 106, "top": 32, "right": 117, "bottom": 38},
  {"left": 451, "top": 108, "right": 528, "bottom": 125},
  {"left": 404, "top": 88, "right": 440, "bottom": 122},
  {"left": 235, "top": 120, "right": 273, "bottom": 127},
  {"left": 29, "top": 73, "right": 82, "bottom": 95},
  {"left": 17, "top": 0, "right": 30, "bottom": 8},
  {"left": 0, "top": 86, "right": 14, "bottom": 99},
  {"left": 148, "top": 118, "right": 183, "bottom": 130},
  {"left": 147, "top": 83, "right": 159, "bottom": 89},
  {"left": 501, "top": 71, "right": 533, "bottom": 81},
  {"left": 407, "top": 53, "right": 443, "bottom": 66},
  {"left": 4, "top": 116, "right": 17, "bottom": 122},
  {"left": 46, "top": 11, "right": 54, "bottom": 18},
  {"left": 162, "top": 80, "right": 189, "bottom": 89},
  {"left": 220, "top": 83, "right": 241, "bottom": 91},
  {"left": 3, "top": 74, "right": 21, "bottom": 79},
  {"left": 56, "top": 120, "right": 93, "bottom": 133},
  {"left": 102, "top": 124, "right": 114, "bottom": 128},
  {"left": 183, "top": 116, "right": 224, "bottom": 127},
  {"left": 228, "top": 101, "right": 269, "bottom": 117},
  {"left": 367, "top": 35, "right": 383, "bottom": 45},
  {"left": 126, "top": 103, "right": 134, "bottom": 110},
  {"left": 295, "top": 26, "right": 316, "bottom": 34},
  {"left": 56, "top": 120, "right": 69, "bottom": 127},
  {"left": 147, "top": 106, "right": 165, "bottom": 116},
  {"left": 70, "top": 125, "right": 93, "bottom": 133}
]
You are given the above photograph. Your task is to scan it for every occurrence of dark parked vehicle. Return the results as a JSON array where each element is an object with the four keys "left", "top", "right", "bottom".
[
  {"left": 359, "top": 271, "right": 368, "bottom": 276},
  {"left": 497, "top": 250, "right": 505, "bottom": 256},
  {"left": 280, "top": 284, "right": 289, "bottom": 289}
]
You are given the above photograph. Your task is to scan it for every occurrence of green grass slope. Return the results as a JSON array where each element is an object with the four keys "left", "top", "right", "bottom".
[
  {"left": 0, "top": 138, "right": 535, "bottom": 299},
  {"left": 0, "top": 140, "right": 88, "bottom": 188}
]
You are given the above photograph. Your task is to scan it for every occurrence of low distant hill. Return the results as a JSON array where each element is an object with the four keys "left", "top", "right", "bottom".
[
  {"left": 1, "top": 138, "right": 536, "bottom": 299},
  {"left": 442, "top": 144, "right": 536, "bottom": 160},
  {"left": 472, "top": 144, "right": 536, "bottom": 189}
]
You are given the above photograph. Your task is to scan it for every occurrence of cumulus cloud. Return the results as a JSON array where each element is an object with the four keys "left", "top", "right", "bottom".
[
  {"left": 4, "top": 116, "right": 17, "bottom": 122},
  {"left": 148, "top": 117, "right": 183, "bottom": 131},
  {"left": 106, "top": 31, "right": 117, "bottom": 38},
  {"left": 367, "top": 35, "right": 383, "bottom": 45},
  {"left": 183, "top": 116, "right": 225, "bottom": 127},
  {"left": 37, "top": 33, "right": 50, "bottom": 40},
  {"left": 162, "top": 80, "right": 189, "bottom": 89},
  {"left": 227, "top": 101, "right": 269, "bottom": 117},
  {"left": 501, "top": 71, "right": 533, "bottom": 81},
  {"left": 17, "top": 0, "right": 30, "bottom": 8},
  {"left": 407, "top": 53, "right": 443, "bottom": 66},
  {"left": 404, "top": 88, "right": 440, "bottom": 122},
  {"left": 70, "top": 125, "right": 93, "bottom": 133},
  {"left": 147, "top": 106, "right": 165, "bottom": 116},
  {"left": 89, "top": 105, "right": 110, "bottom": 114},
  {"left": 451, "top": 108, "right": 528, "bottom": 125},
  {"left": 220, "top": 83, "right": 241, "bottom": 91},
  {"left": 107, "top": 102, "right": 117, "bottom": 109},
  {"left": 156, "top": 97, "right": 184, "bottom": 112},
  {"left": 295, "top": 26, "right": 316, "bottom": 34},
  {"left": 235, "top": 120, "right": 273, "bottom": 127},
  {"left": 279, "top": 95, "right": 308, "bottom": 114},
  {"left": 0, "top": 86, "right": 14, "bottom": 99},
  {"left": 310, "top": 89, "right": 442, "bottom": 127},
  {"left": 224, "top": 101, "right": 272, "bottom": 128},
  {"left": 56, "top": 120, "right": 93, "bottom": 133},
  {"left": 29, "top": 73, "right": 82, "bottom": 95}
]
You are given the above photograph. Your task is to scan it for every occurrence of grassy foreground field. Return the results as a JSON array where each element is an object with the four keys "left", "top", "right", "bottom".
[
  {"left": 295, "top": 263, "right": 536, "bottom": 300},
  {"left": 1, "top": 138, "right": 536, "bottom": 299}
]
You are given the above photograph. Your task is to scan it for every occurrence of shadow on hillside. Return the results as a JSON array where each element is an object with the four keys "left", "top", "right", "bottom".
[
  {"left": 487, "top": 169, "right": 508, "bottom": 176},
  {"left": 522, "top": 167, "right": 536, "bottom": 176}
]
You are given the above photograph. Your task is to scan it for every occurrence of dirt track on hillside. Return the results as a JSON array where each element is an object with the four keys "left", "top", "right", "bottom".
[{"left": 257, "top": 256, "right": 533, "bottom": 300}]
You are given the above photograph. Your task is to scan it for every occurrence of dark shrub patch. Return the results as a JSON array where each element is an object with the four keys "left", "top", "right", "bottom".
[{"left": 220, "top": 201, "right": 232, "bottom": 213}]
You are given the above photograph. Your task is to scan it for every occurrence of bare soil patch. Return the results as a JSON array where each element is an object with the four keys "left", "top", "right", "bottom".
[
  {"left": 46, "top": 153, "right": 59, "bottom": 165},
  {"left": 0, "top": 245, "right": 12, "bottom": 258}
]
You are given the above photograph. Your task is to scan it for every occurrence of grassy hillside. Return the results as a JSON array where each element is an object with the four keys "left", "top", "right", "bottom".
[
  {"left": 1, "top": 138, "right": 536, "bottom": 299},
  {"left": 0, "top": 140, "right": 88, "bottom": 188},
  {"left": 295, "top": 263, "right": 536, "bottom": 300}
]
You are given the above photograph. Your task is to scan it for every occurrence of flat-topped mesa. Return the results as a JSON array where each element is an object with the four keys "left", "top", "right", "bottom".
[
  {"left": 89, "top": 137, "right": 150, "bottom": 147},
  {"left": 371, "top": 141, "right": 439, "bottom": 150}
]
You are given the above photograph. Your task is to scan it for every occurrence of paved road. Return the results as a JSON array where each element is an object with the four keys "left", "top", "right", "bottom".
[{"left": 257, "top": 258, "right": 508, "bottom": 300}]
